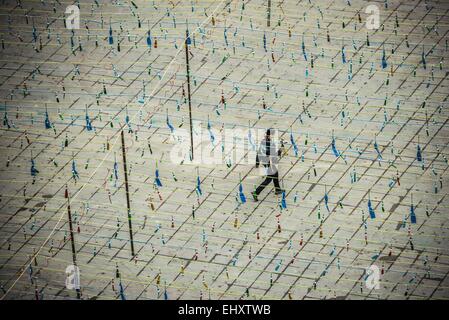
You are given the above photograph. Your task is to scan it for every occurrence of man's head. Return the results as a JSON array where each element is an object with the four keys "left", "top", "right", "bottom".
[{"left": 266, "top": 128, "right": 272, "bottom": 140}]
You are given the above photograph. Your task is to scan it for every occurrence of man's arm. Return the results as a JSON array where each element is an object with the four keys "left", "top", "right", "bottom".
[
  {"left": 256, "top": 140, "right": 264, "bottom": 168},
  {"left": 277, "top": 139, "right": 285, "bottom": 157}
]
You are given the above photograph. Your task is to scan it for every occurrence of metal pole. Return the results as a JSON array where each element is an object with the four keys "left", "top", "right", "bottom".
[
  {"left": 121, "top": 130, "right": 135, "bottom": 257},
  {"left": 267, "top": 0, "right": 271, "bottom": 27},
  {"left": 66, "top": 187, "right": 81, "bottom": 299},
  {"left": 185, "top": 28, "right": 194, "bottom": 160}
]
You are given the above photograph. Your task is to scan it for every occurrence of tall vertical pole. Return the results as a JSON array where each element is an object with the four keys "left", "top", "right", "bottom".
[
  {"left": 121, "top": 130, "right": 135, "bottom": 257},
  {"left": 185, "top": 28, "right": 194, "bottom": 160},
  {"left": 267, "top": 0, "right": 271, "bottom": 27},
  {"left": 66, "top": 187, "right": 81, "bottom": 299},
  {"left": 34, "top": 279, "right": 39, "bottom": 300}
]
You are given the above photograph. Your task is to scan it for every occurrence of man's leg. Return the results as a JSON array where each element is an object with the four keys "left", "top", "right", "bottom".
[
  {"left": 255, "top": 175, "right": 273, "bottom": 195},
  {"left": 271, "top": 171, "right": 283, "bottom": 194}
]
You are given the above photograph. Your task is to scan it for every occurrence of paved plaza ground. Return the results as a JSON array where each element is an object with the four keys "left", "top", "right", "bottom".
[{"left": 0, "top": 0, "right": 448, "bottom": 300}]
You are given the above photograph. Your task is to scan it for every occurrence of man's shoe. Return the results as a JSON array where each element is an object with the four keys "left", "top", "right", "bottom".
[
  {"left": 275, "top": 189, "right": 284, "bottom": 195},
  {"left": 252, "top": 192, "right": 259, "bottom": 202}
]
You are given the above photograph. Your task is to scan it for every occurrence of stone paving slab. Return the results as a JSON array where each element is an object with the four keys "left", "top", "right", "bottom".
[{"left": 0, "top": 0, "right": 448, "bottom": 300}]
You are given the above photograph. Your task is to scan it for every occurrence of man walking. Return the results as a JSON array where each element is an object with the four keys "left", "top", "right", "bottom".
[{"left": 252, "top": 128, "right": 284, "bottom": 201}]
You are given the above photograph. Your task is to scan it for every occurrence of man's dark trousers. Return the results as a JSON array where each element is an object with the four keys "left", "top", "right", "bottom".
[{"left": 255, "top": 170, "right": 281, "bottom": 195}]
